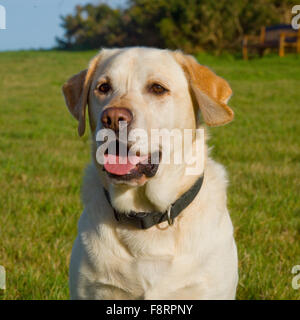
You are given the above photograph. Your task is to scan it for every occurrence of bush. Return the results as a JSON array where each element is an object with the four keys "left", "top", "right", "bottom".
[{"left": 56, "top": 0, "right": 298, "bottom": 53}]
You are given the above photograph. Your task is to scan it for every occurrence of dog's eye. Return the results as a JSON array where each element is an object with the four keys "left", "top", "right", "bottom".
[
  {"left": 97, "top": 83, "right": 111, "bottom": 94},
  {"left": 150, "top": 83, "right": 168, "bottom": 95}
]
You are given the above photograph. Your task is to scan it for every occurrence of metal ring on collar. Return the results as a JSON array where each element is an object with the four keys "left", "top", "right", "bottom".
[{"left": 167, "top": 205, "right": 174, "bottom": 226}]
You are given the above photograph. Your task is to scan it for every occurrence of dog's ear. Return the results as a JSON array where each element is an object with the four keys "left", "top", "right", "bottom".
[
  {"left": 62, "top": 55, "right": 101, "bottom": 136},
  {"left": 173, "top": 52, "right": 234, "bottom": 126}
]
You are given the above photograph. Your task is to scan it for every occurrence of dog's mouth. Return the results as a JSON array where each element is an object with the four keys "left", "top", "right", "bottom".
[{"left": 103, "top": 140, "right": 160, "bottom": 181}]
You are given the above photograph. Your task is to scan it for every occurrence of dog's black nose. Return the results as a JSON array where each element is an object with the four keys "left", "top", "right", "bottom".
[{"left": 101, "top": 107, "right": 133, "bottom": 131}]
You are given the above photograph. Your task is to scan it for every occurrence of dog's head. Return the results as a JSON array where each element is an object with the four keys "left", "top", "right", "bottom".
[{"left": 62, "top": 47, "right": 233, "bottom": 189}]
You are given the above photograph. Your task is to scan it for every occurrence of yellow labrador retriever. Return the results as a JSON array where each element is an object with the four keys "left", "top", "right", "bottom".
[{"left": 62, "top": 47, "right": 238, "bottom": 300}]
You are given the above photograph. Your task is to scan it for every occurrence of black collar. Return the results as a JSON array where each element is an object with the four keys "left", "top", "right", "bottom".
[{"left": 103, "top": 174, "right": 204, "bottom": 230}]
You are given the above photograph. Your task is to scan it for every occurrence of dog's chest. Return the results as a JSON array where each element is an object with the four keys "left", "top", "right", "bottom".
[
  {"left": 96, "top": 247, "right": 194, "bottom": 299},
  {"left": 86, "top": 222, "right": 186, "bottom": 298},
  {"left": 130, "top": 256, "right": 175, "bottom": 295}
]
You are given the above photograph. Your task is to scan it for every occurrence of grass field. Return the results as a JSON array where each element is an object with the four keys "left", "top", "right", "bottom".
[{"left": 0, "top": 50, "right": 299, "bottom": 300}]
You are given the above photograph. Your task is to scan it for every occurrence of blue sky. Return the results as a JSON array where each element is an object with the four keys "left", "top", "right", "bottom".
[{"left": 0, "top": 0, "right": 127, "bottom": 51}]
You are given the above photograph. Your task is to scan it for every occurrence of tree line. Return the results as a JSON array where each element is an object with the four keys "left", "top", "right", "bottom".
[{"left": 56, "top": 0, "right": 297, "bottom": 53}]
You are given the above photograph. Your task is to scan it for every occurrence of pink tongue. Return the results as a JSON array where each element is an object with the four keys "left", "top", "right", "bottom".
[{"left": 104, "top": 154, "right": 148, "bottom": 175}]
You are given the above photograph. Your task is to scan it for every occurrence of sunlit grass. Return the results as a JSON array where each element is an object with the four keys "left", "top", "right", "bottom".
[{"left": 0, "top": 50, "right": 299, "bottom": 299}]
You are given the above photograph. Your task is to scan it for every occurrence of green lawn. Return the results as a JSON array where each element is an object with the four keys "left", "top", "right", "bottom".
[{"left": 0, "top": 50, "right": 299, "bottom": 299}]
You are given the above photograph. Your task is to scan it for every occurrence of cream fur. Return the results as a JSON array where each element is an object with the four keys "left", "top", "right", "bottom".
[{"left": 64, "top": 47, "right": 238, "bottom": 300}]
